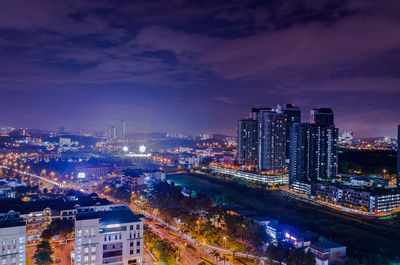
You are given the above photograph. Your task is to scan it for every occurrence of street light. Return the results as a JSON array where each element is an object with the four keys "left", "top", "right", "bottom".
[{"left": 223, "top": 236, "right": 226, "bottom": 248}]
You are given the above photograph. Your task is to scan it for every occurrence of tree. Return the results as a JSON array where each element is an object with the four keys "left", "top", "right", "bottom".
[
  {"left": 210, "top": 250, "right": 221, "bottom": 261},
  {"left": 48, "top": 219, "right": 74, "bottom": 237},
  {"left": 41, "top": 228, "right": 53, "bottom": 241},
  {"left": 33, "top": 240, "right": 53, "bottom": 265},
  {"left": 219, "top": 255, "right": 229, "bottom": 265},
  {"left": 41, "top": 219, "right": 74, "bottom": 241},
  {"left": 344, "top": 257, "right": 360, "bottom": 265}
]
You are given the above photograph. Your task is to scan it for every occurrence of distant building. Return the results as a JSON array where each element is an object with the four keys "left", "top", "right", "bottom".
[
  {"left": 143, "top": 171, "right": 166, "bottom": 182},
  {"left": 257, "top": 108, "right": 287, "bottom": 172},
  {"left": 120, "top": 120, "right": 126, "bottom": 139},
  {"left": 397, "top": 125, "right": 400, "bottom": 187},
  {"left": 282, "top": 104, "right": 301, "bottom": 161},
  {"left": 121, "top": 173, "right": 145, "bottom": 192},
  {"left": 338, "top": 131, "right": 353, "bottom": 145},
  {"left": 75, "top": 164, "right": 113, "bottom": 180},
  {"left": 0, "top": 212, "right": 26, "bottom": 265},
  {"left": 237, "top": 118, "right": 258, "bottom": 167},
  {"left": 37, "top": 151, "right": 60, "bottom": 162},
  {"left": 74, "top": 204, "right": 143, "bottom": 265},
  {"left": 59, "top": 127, "right": 65, "bottom": 134},
  {"left": 200, "top": 134, "right": 213, "bottom": 140},
  {"left": 309, "top": 240, "right": 346, "bottom": 265},
  {"left": 20, "top": 128, "right": 27, "bottom": 136},
  {"left": 108, "top": 126, "right": 117, "bottom": 139}
]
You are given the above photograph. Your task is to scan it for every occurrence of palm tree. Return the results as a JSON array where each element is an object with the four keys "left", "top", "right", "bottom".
[
  {"left": 177, "top": 245, "right": 185, "bottom": 261},
  {"left": 209, "top": 250, "right": 218, "bottom": 260},
  {"left": 219, "top": 255, "right": 229, "bottom": 265}
]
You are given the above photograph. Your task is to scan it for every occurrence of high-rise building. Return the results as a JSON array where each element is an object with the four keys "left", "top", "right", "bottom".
[
  {"left": 108, "top": 126, "right": 117, "bottom": 139},
  {"left": 397, "top": 125, "right": 400, "bottom": 187},
  {"left": 74, "top": 204, "right": 143, "bottom": 265},
  {"left": 237, "top": 118, "right": 258, "bottom": 167},
  {"left": 257, "top": 108, "right": 287, "bottom": 172},
  {"left": 249, "top": 107, "right": 270, "bottom": 120},
  {"left": 310, "top": 108, "right": 334, "bottom": 126},
  {"left": 283, "top": 104, "right": 301, "bottom": 161},
  {"left": 120, "top": 120, "right": 126, "bottom": 139},
  {"left": 289, "top": 112, "right": 338, "bottom": 185},
  {"left": 20, "top": 128, "right": 27, "bottom": 136},
  {"left": 0, "top": 212, "right": 26, "bottom": 265},
  {"left": 59, "top": 126, "right": 65, "bottom": 134}
]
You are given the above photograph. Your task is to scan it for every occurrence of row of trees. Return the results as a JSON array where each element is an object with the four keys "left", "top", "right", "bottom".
[
  {"left": 147, "top": 182, "right": 267, "bottom": 252},
  {"left": 144, "top": 224, "right": 178, "bottom": 265}
]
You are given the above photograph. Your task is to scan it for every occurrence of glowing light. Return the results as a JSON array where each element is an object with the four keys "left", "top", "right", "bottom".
[
  {"left": 123, "top": 146, "right": 129, "bottom": 152},
  {"left": 106, "top": 224, "right": 121, "bottom": 228},
  {"left": 139, "top": 145, "right": 146, "bottom": 153}
]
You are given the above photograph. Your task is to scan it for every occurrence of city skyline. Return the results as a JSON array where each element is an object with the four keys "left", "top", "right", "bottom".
[{"left": 1, "top": 0, "right": 400, "bottom": 136}]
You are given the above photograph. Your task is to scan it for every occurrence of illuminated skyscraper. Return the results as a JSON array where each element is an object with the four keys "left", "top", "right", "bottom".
[
  {"left": 283, "top": 104, "right": 301, "bottom": 161},
  {"left": 108, "top": 126, "right": 117, "bottom": 139},
  {"left": 237, "top": 118, "right": 258, "bottom": 167},
  {"left": 289, "top": 109, "right": 338, "bottom": 185},
  {"left": 310, "top": 108, "right": 334, "bottom": 126},
  {"left": 120, "top": 120, "right": 126, "bottom": 139},
  {"left": 257, "top": 108, "right": 287, "bottom": 172},
  {"left": 397, "top": 125, "right": 400, "bottom": 187}
]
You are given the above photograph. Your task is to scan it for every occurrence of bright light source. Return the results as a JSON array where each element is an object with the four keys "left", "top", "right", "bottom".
[
  {"left": 77, "top": 172, "right": 86, "bottom": 179},
  {"left": 123, "top": 146, "right": 129, "bottom": 152},
  {"left": 139, "top": 145, "right": 146, "bottom": 153}
]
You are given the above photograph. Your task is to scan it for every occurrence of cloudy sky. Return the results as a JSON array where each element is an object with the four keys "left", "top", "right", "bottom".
[{"left": 1, "top": 0, "right": 400, "bottom": 136}]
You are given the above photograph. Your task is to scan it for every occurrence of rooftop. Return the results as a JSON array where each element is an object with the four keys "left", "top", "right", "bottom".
[
  {"left": 0, "top": 212, "right": 25, "bottom": 229},
  {"left": 311, "top": 240, "right": 345, "bottom": 251},
  {"left": 0, "top": 197, "right": 110, "bottom": 214},
  {"left": 76, "top": 208, "right": 141, "bottom": 225}
]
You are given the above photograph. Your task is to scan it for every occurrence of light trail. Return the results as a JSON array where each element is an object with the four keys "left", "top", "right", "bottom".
[{"left": 1, "top": 164, "right": 63, "bottom": 187}]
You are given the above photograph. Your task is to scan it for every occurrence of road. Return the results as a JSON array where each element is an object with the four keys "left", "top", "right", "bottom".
[
  {"left": 146, "top": 221, "right": 203, "bottom": 265},
  {"left": 100, "top": 193, "right": 219, "bottom": 265}
]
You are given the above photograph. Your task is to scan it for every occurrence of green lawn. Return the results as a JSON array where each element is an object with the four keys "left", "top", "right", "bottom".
[{"left": 167, "top": 173, "right": 400, "bottom": 261}]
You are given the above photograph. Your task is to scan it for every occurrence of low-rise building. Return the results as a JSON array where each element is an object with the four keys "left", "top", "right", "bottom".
[
  {"left": 309, "top": 240, "right": 346, "bottom": 265},
  {"left": 0, "top": 212, "right": 26, "bottom": 265},
  {"left": 288, "top": 181, "right": 400, "bottom": 215},
  {"left": 74, "top": 204, "right": 143, "bottom": 265},
  {"left": 121, "top": 174, "right": 145, "bottom": 192},
  {"left": 75, "top": 164, "right": 113, "bottom": 180},
  {"left": 210, "top": 165, "right": 288, "bottom": 186}
]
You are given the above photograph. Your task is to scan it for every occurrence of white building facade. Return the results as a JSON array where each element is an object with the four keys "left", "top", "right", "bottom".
[
  {"left": 0, "top": 212, "right": 26, "bottom": 265},
  {"left": 74, "top": 204, "right": 143, "bottom": 265}
]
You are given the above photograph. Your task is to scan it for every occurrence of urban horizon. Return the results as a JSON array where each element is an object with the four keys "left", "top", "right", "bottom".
[{"left": 1, "top": 1, "right": 400, "bottom": 137}]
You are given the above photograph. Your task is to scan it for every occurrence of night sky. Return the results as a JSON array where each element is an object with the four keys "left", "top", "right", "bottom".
[{"left": 1, "top": 0, "right": 400, "bottom": 136}]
